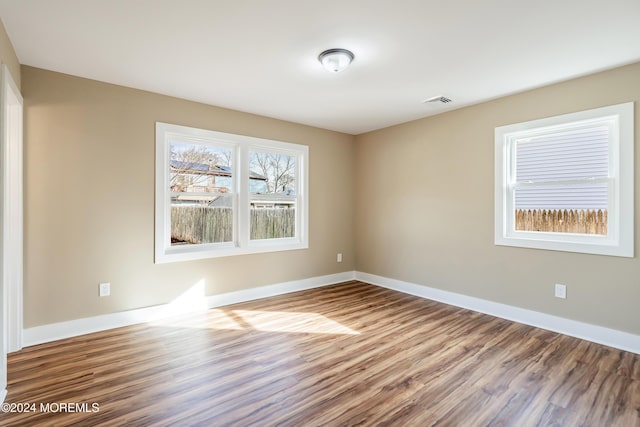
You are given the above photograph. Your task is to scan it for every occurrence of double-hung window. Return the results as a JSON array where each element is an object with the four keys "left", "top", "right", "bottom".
[
  {"left": 155, "top": 122, "right": 308, "bottom": 263},
  {"left": 495, "top": 102, "right": 634, "bottom": 257}
]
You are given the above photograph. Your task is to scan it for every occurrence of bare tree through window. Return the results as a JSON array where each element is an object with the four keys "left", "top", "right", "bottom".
[{"left": 249, "top": 151, "right": 296, "bottom": 194}]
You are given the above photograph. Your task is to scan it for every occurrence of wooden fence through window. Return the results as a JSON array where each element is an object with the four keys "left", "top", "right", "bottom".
[
  {"left": 515, "top": 209, "right": 607, "bottom": 235},
  {"left": 171, "top": 205, "right": 295, "bottom": 244}
]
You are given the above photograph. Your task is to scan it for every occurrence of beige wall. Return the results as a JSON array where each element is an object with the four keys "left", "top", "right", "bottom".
[
  {"left": 22, "top": 66, "right": 355, "bottom": 327},
  {"left": 0, "top": 19, "right": 20, "bottom": 88},
  {"left": 19, "top": 56, "right": 640, "bottom": 336},
  {"left": 355, "top": 62, "right": 640, "bottom": 335}
]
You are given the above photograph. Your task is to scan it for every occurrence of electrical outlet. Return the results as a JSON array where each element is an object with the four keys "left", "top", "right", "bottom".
[
  {"left": 554, "top": 283, "right": 566, "bottom": 299},
  {"left": 337, "top": 253, "right": 343, "bottom": 263},
  {"left": 99, "top": 282, "right": 111, "bottom": 297}
]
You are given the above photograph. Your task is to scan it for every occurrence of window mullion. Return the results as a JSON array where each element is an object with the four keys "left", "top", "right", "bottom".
[
  {"left": 236, "top": 145, "right": 249, "bottom": 248},
  {"left": 298, "top": 150, "right": 306, "bottom": 243}
]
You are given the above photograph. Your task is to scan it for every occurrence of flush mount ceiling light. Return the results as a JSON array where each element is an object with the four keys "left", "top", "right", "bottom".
[
  {"left": 318, "top": 48, "right": 354, "bottom": 73},
  {"left": 422, "top": 95, "right": 453, "bottom": 104}
]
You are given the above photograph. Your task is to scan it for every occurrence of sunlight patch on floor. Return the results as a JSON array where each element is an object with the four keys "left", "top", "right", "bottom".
[
  {"left": 151, "top": 308, "right": 359, "bottom": 335},
  {"left": 146, "top": 279, "right": 359, "bottom": 334},
  {"left": 231, "top": 309, "right": 360, "bottom": 335},
  {"left": 157, "top": 309, "right": 246, "bottom": 330}
]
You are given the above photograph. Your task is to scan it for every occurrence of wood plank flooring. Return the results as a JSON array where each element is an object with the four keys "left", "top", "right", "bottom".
[{"left": 2, "top": 281, "right": 639, "bottom": 426}]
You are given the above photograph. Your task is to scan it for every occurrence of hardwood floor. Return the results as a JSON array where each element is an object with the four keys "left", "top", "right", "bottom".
[{"left": 3, "top": 281, "right": 639, "bottom": 426}]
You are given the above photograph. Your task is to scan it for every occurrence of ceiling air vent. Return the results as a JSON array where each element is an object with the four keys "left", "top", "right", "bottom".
[{"left": 422, "top": 95, "right": 452, "bottom": 104}]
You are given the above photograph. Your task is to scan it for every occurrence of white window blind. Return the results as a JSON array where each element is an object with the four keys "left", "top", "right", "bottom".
[{"left": 513, "top": 126, "right": 609, "bottom": 210}]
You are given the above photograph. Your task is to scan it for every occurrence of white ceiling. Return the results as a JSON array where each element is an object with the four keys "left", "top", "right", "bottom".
[{"left": 1, "top": 0, "right": 639, "bottom": 135}]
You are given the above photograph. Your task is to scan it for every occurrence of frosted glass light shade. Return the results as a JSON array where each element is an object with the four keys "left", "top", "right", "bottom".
[{"left": 318, "top": 49, "right": 354, "bottom": 73}]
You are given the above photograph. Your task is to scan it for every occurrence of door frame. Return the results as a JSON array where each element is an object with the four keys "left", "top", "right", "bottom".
[{"left": 1, "top": 63, "right": 23, "bottom": 402}]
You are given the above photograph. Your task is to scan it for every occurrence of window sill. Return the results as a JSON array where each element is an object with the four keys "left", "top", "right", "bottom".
[
  {"left": 156, "top": 240, "right": 308, "bottom": 263},
  {"left": 495, "top": 231, "right": 632, "bottom": 257}
]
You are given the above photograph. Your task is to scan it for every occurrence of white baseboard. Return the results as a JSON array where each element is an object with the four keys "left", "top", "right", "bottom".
[
  {"left": 22, "top": 271, "right": 356, "bottom": 347},
  {"left": 0, "top": 389, "right": 6, "bottom": 404},
  {"left": 356, "top": 271, "right": 640, "bottom": 355},
  {"left": 21, "top": 270, "right": 639, "bottom": 355}
]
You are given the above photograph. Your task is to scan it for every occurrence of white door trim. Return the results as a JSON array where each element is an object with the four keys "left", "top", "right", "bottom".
[{"left": 2, "top": 63, "right": 23, "bottom": 354}]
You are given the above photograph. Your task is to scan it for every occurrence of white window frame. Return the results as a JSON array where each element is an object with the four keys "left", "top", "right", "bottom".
[
  {"left": 155, "top": 122, "right": 309, "bottom": 263},
  {"left": 494, "top": 102, "right": 634, "bottom": 257}
]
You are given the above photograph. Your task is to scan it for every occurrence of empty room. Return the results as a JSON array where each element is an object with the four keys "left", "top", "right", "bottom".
[{"left": 1, "top": 1, "right": 639, "bottom": 426}]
